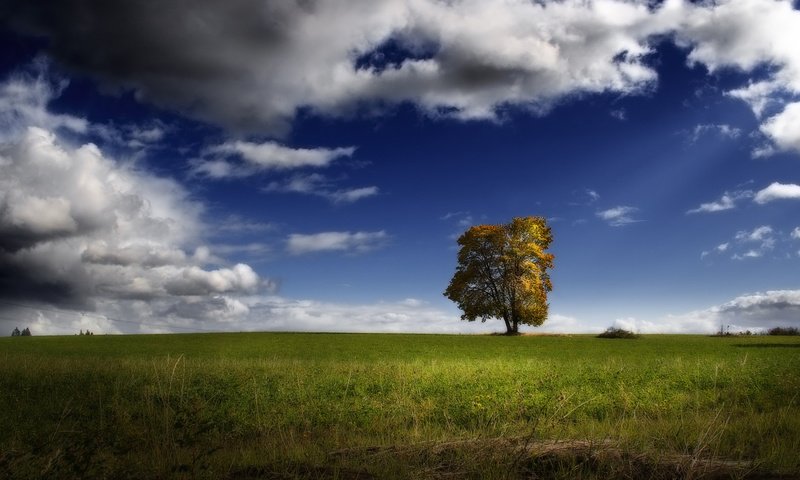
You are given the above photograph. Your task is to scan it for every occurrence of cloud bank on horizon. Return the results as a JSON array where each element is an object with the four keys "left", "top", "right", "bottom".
[{"left": 1, "top": 0, "right": 800, "bottom": 334}]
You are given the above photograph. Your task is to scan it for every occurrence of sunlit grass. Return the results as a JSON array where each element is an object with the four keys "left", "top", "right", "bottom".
[{"left": 1, "top": 333, "right": 799, "bottom": 478}]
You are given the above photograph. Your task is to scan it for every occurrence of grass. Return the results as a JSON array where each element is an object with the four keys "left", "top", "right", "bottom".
[{"left": 1, "top": 332, "right": 799, "bottom": 478}]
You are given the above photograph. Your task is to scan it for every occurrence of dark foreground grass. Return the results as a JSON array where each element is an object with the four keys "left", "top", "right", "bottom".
[{"left": 1, "top": 333, "right": 799, "bottom": 479}]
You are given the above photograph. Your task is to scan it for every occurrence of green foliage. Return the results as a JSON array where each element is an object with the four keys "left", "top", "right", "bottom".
[
  {"left": 445, "top": 216, "right": 554, "bottom": 334},
  {"left": 597, "top": 327, "right": 640, "bottom": 339},
  {"left": 1, "top": 333, "right": 799, "bottom": 478}
]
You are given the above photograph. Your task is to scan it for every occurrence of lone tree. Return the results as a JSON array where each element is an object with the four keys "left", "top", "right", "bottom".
[{"left": 444, "top": 216, "right": 554, "bottom": 334}]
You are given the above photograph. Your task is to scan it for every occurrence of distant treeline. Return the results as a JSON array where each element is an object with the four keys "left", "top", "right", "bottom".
[
  {"left": 766, "top": 326, "right": 800, "bottom": 336},
  {"left": 713, "top": 326, "right": 800, "bottom": 337},
  {"left": 10, "top": 327, "right": 31, "bottom": 336}
]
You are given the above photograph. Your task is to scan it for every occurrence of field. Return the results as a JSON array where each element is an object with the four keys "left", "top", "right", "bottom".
[{"left": 1, "top": 332, "right": 799, "bottom": 479}]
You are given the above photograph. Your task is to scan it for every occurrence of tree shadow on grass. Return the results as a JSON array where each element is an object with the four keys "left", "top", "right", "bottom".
[{"left": 733, "top": 343, "right": 800, "bottom": 348}]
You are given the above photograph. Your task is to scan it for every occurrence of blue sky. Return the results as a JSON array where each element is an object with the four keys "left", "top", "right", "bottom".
[{"left": 1, "top": 0, "right": 800, "bottom": 335}]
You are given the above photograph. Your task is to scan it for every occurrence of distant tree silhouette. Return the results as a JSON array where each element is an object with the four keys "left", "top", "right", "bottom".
[
  {"left": 11, "top": 327, "right": 20, "bottom": 337},
  {"left": 20, "top": 327, "right": 31, "bottom": 336}
]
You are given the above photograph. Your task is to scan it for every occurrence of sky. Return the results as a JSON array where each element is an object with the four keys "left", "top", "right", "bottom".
[{"left": 1, "top": 0, "right": 800, "bottom": 335}]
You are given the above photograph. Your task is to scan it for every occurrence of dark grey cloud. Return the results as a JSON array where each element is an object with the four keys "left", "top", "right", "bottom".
[
  {"left": 0, "top": 255, "right": 93, "bottom": 308},
  {"left": 2, "top": 0, "right": 303, "bottom": 133},
  {"left": 4, "top": 0, "right": 800, "bottom": 151},
  {"left": 0, "top": 0, "right": 677, "bottom": 134}
]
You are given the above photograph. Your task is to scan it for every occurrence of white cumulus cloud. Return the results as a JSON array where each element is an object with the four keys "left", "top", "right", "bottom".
[
  {"left": 689, "top": 196, "right": 734, "bottom": 214},
  {"left": 0, "top": 72, "right": 272, "bottom": 330},
  {"left": 754, "top": 182, "right": 800, "bottom": 204},
  {"left": 0, "top": 127, "right": 268, "bottom": 309},
  {"left": 759, "top": 102, "right": 800, "bottom": 155}
]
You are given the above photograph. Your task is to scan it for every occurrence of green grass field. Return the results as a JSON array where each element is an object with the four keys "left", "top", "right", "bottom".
[{"left": 2, "top": 333, "right": 799, "bottom": 479}]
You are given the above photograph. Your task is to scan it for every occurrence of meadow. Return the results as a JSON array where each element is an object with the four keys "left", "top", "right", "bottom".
[{"left": 1, "top": 332, "right": 799, "bottom": 479}]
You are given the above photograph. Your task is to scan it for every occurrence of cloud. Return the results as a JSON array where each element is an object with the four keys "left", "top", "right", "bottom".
[
  {"left": 0, "top": 295, "right": 492, "bottom": 335},
  {"left": 569, "top": 189, "right": 601, "bottom": 207},
  {"left": 607, "top": 314, "right": 718, "bottom": 334},
  {"left": 0, "top": 126, "right": 269, "bottom": 309},
  {"left": 759, "top": 102, "right": 800, "bottom": 155},
  {"left": 178, "top": 299, "right": 584, "bottom": 335},
  {"left": 192, "top": 142, "right": 376, "bottom": 204},
  {"left": 688, "top": 0, "right": 800, "bottom": 78},
  {"left": 687, "top": 189, "right": 753, "bottom": 214},
  {"left": 192, "top": 141, "right": 356, "bottom": 178},
  {"left": 0, "top": 62, "right": 171, "bottom": 154},
  {"left": 287, "top": 231, "right": 389, "bottom": 255},
  {"left": 689, "top": 124, "right": 742, "bottom": 143},
  {"left": 692, "top": 182, "right": 800, "bottom": 213},
  {"left": 441, "top": 211, "right": 474, "bottom": 227},
  {"left": 213, "top": 215, "right": 276, "bottom": 234},
  {"left": 330, "top": 186, "right": 379, "bottom": 204},
  {"left": 16, "top": 287, "right": 800, "bottom": 335},
  {"left": 701, "top": 242, "right": 729, "bottom": 259},
  {"left": 672, "top": 0, "right": 800, "bottom": 156},
  {"left": 164, "top": 264, "right": 260, "bottom": 296},
  {"left": 596, "top": 206, "right": 639, "bottom": 226},
  {"left": 687, "top": 195, "right": 734, "bottom": 214},
  {"left": 695, "top": 290, "right": 800, "bottom": 332},
  {"left": 209, "top": 243, "right": 272, "bottom": 257},
  {"left": 92, "top": 120, "right": 168, "bottom": 151},
  {"left": 792, "top": 227, "right": 800, "bottom": 240},
  {"left": 179, "top": 297, "right": 499, "bottom": 334},
  {"left": 0, "top": 0, "right": 692, "bottom": 134},
  {"left": 754, "top": 182, "right": 800, "bottom": 204},
  {"left": 0, "top": 71, "right": 271, "bottom": 329},
  {"left": 703, "top": 225, "right": 787, "bottom": 261},
  {"left": 5, "top": 0, "right": 800, "bottom": 157},
  {"left": 605, "top": 290, "right": 800, "bottom": 334},
  {"left": 735, "top": 225, "right": 773, "bottom": 243},
  {"left": 263, "top": 173, "right": 378, "bottom": 204},
  {"left": 731, "top": 225, "right": 775, "bottom": 259},
  {"left": 0, "top": 59, "right": 88, "bottom": 139}
]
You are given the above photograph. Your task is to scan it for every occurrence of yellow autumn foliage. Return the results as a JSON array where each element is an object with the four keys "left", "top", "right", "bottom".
[{"left": 444, "top": 216, "right": 554, "bottom": 334}]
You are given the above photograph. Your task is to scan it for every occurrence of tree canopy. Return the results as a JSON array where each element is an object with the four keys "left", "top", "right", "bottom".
[{"left": 444, "top": 216, "right": 554, "bottom": 334}]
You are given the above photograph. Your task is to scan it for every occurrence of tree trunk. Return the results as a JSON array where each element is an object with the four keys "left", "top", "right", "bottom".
[
  {"left": 503, "top": 316, "right": 512, "bottom": 334},
  {"left": 504, "top": 316, "right": 519, "bottom": 335}
]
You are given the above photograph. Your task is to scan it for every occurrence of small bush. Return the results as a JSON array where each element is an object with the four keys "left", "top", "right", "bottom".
[
  {"left": 597, "top": 327, "right": 639, "bottom": 339},
  {"left": 767, "top": 326, "right": 800, "bottom": 336}
]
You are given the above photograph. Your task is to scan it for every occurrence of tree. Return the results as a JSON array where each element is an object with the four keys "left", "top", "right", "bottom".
[
  {"left": 21, "top": 327, "right": 31, "bottom": 336},
  {"left": 444, "top": 216, "right": 554, "bottom": 334},
  {"left": 11, "top": 327, "right": 20, "bottom": 337}
]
